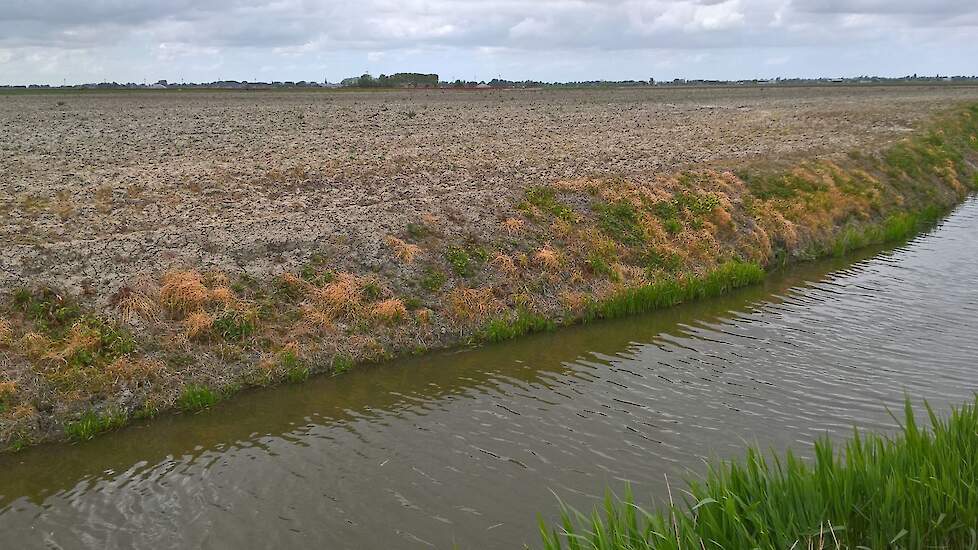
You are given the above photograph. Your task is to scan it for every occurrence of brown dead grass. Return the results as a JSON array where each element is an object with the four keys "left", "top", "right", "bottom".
[
  {"left": 490, "top": 253, "right": 519, "bottom": 279},
  {"left": 18, "top": 332, "right": 51, "bottom": 359},
  {"left": 115, "top": 287, "right": 159, "bottom": 324},
  {"left": 105, "top": 356, "right": 164, "bottom": 383},
  {"left": 56, "top": 323, "right": 101, "bottom": 361},
  {"left": 312, "top": 273, "right": 369, "bottom": 320},
  {"left": 183, "top": 311, "right": 214, "bottom": 340},
  {"left": 160, "top": 271, "right": 209, "bottom": 314},
  {"left": 299, "top": 303, "right": 335, "bottom": 332},
  {"left": 559, "top": 291, "right": 590, "bottom": 314},
  {"left": 371, "top": 299, "right": 407, "bottom": 324},
  {"left": 502, "top": 217, "right": 525, "bottom": 235},
  {"left": 209, "top": 286, "right": 238, "bottom": 308},
  {"left": 534, "top": 247, "right": 561, "bottom": 271},
  {"left": 0, "top": 318, "right": 11, "bottom": 347},
  {"left": 446, "top": 287, "right": 499, "bottom": 324},
  {"left": 385, "top": 236, "right": 421, "bottom": 264},
  {"left": 0, "top": 381, "right": 16, "bottom": 400}
]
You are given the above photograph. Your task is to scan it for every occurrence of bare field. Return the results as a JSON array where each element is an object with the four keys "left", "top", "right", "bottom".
[
  {"left": 2, "top": 86, "right": 978, "bottom": 448},
  {"left": 3, "top": 86, "right": 977, "bottom": 301}
]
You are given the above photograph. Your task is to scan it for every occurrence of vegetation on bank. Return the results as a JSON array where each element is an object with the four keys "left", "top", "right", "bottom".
[
  {"left": 1, "top": 103, "right": 977, "bottom": 452},
  {"left": 540, "top": 398, "right": 978, "bottom": 549}
]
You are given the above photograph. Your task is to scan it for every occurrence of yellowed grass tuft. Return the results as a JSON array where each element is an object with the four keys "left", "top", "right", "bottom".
[
  {"left": 612, "top": 262, "right": 647, "bottom": 285},
  {"left": 0, "top": 318, "right": 12, "bottom": 347},
  {"left": 502, "top": 217, "right": 525, "bottom": 235},
  {"left": 58, "top": 323, "right": 101, "bottom": 360},
  {"left": 551, "top": 218, "right": 573, "bottom": 238},
  {"left": 0, "top": 381, "right": 16, "bottom": 400},
  {"left": 446, "top": 287, "right": 498, "bottom": 324},
  {"left": 115, "top": 287, "right": 159, "bottom": 324},
  {"left": 415, "top": 308, "right": 432, "bottom": 326},
  {"left": 209, "top": 286, "right": 238, "bottom": 308},
  {"left": 105, "top": 356, "right": 164, "bottom": 382},
  {"left": 371, "top": 299, "right": 408, "bottom": 324},
  {"left": 385, "top": 236, "right": 421, "bottom": 264},
  {"left": 160, "top": 271, "right": 209, "bottom": 314},
  {"left": 491, "top": 253, "right": 519, "bottom": 278},
  {"left": 534, "top": 246, "right": 561, "bottom": 271},
  {"left": 18, "top": 332, "right": 51, "bottom": 359},
  {"left": 183, "top": 311, "right": 214, "bottom": 340},
  {"left": 559, "top": 290, "right": 590, "bottom": 313},
  {"left": 312, "top": 273, "right": 366, "bottom": 319},
  {"left": 299, "top": 303, "right": 335, "bottom": 332}
]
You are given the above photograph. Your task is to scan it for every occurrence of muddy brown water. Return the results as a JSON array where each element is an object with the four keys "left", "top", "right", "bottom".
[{"left": 1, "top": 197, "right": 977, "bottom": 549}]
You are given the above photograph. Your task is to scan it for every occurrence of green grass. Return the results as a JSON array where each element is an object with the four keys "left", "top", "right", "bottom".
[
  {"left": 421, "top": 268, "right": 447, "bottom": 291},
  {"left": 592, "top": 261, "right": 764, "bottom": 320},
  {"left": 481, "top": 309, "right": 557, "bottom": 343},
  {"left": 280, "top": 350, "right": 309, "bottom": 383},
  {"left": 212, "top": 310, "right": 256, "bottom": 341},
  {"left": 586, "top": 252, "right": 618, "bottom": 280},
  {"left": 736, "top": 170, "right": 823, "bottom": 200},
  {"left": 446, "top": 246, "right": 474, "bottom": 277},
  {"left": 825, "top": 205, "right": 946, "bottom": 257},
  {"left": 332, "top": 354, "right": 355, "bottom": 375},
  {"left": 594, "top": 201, "right": 646, "bottom": 245},
  {"left": 541, "top": 397, "right": 978, "bottom": 550},
  {"left": 65, "top": 409, "right": 127, "bottom": 441},
  {"left": 178, "top": 384, "right": 219, "bottom": 412},
  {"left": 524, "top": 186, "right": 576, "bottom": 221}
]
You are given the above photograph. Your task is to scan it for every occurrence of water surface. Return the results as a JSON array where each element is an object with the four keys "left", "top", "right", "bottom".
[{"left": 1, "top": 198, "right": 977, "bottom": 549}]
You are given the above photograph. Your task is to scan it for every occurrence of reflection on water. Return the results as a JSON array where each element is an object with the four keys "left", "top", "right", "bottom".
[{"left": 1, "top": 197, "right": 977, "bottom": 549}]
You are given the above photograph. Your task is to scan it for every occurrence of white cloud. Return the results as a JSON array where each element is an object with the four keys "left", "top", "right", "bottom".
[{"left": 0, "top": 0, "right": 975, "bottom": 84}]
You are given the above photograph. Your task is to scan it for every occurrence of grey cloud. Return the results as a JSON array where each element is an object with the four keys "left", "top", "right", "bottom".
[{"left": 0, "top": 0, "right": 975, "bottom": 84}]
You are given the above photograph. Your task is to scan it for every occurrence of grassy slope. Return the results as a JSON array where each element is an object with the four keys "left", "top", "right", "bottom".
[
  {"left": 540, "top": 398, "right": 978, "bottom": 549},
  {"left": 1, "top": 103, "right": 977, "bottom": 452}
]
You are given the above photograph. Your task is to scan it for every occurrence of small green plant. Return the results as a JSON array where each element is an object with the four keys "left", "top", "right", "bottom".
[
  {"left": 13, "top": 287, "right": 82, "bottom": 335},
  {"left": 332, "top": 354, "right": 355, "bottom": 375},
  {"left": 179, "top": 385, "right": 218, "bottom": 412},
  {"left": 595, "top": 261, "right": 764, "bottom": 319},
  {"left": 643, "top": 248, "right": 683, "bottom": 274},
  {"left": 522, "top": 186, "right": 575, "bottom": 221},
  {"left": 212, "top": 311, "right": 256, "bottom": 341},
  {"left": 65, "top": 409, "right": 127, "bottom": 441},
  {"left": 406, "top": 222, "right": 430, "bottom": 240},
  {"left": 737, "top": 170, "right": 822, "bottom": 200},
  {"left": 585, "top": 252, "right": 617, "bottom": 280},
  {"left": 674, "top": 191, "right": 721, "bottom": 216},
  {"left": 420, "top": 268, "right": 447, "bottom": 291},
  {"left": 481, "top": 309, "right": 556, "bottom": 343},
  {"left": 280, "top": 350, "right": 309, "bottom": 383},
  {"left": 361, "top": 281, "right": 382, "bottom": 300},
  {"left": 446, "top": 247, "right": 473, "bottom": 277},
  {"left": 594, "top": 201, "right": 645, "bottom": 245}
]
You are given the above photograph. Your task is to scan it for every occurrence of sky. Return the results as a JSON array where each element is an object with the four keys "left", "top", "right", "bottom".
[{"left": 1, "top": 0, "right": 976, "bottom": 85}]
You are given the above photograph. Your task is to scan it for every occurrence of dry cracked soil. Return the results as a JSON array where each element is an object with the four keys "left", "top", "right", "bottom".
[{"left": 3, "top": 85, "right": 978, "bottom": 306}]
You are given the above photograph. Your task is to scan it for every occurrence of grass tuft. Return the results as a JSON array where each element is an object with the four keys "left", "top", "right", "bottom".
[
  {"left": 332, "top": 354, "right": 355, "bottom": 375},
  {"left": 594, "top": 261, "right": 764, "bottom": 320},
  {"left": 542, "top": 397, "right": 978, "bottom": 550},
  {"left": 178, "top": 384, "right": 219, "bottom": 412},
  {"left": 65, "top": 409, "right": 127, "bottom": 441},
  {"left": 482, "top": 309, "right": 556, "bottom": 343},
  {"left": 594, "top": 201, "right": 646, "bottom": 245}
]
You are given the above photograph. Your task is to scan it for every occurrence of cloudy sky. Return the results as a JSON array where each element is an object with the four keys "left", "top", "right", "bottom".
[{"left": 1, "top": 0, "right": 976, "bottom": 85}]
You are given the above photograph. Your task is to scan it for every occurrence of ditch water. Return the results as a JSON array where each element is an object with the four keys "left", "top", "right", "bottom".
[{"left": 1, "top": 197, "right": 977, "bottom": 549}]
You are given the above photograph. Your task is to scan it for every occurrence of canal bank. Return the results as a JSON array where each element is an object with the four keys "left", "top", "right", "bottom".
[
  {"left": 1, "top": 193, "right": 977, "bottom": 548},
  {"left": 1, "top": 103, "right": 977, "bottom": 452}
]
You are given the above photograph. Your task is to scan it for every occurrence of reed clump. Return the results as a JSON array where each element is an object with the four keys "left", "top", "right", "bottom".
[{"left": 541, "top": 398, "right": 978, "bottom": 550}]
